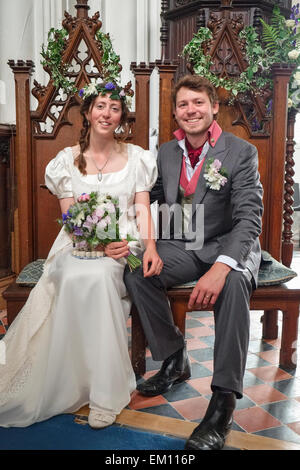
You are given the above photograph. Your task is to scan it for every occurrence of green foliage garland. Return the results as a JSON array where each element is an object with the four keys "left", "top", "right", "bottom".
[
  {"left": 41, "top": 28, "right": 77, "bottom": 95},
  {"left": 95, "top": 31, "right": 121, "bottom": 83},
  {"left": 182, "top": 5, "right": 300, "bottom": 109},
  {"left": 41, "top": 27, "right": 122, "bottom": 95}
]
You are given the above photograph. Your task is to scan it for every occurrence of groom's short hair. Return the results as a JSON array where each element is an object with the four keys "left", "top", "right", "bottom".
[{"left": 172, "top": 75, "right": 219, "bottom": 108}]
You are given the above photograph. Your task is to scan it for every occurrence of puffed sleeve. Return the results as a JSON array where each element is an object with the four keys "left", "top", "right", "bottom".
[
  {"left": 45, "top": 149, "right": 73, "bottom": 199},
  {"left": 135, "top": 146, "right": 158, "bottom": 192}
]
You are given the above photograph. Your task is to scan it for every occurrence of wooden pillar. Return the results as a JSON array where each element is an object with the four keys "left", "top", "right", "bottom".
[
  {"left": 282, "top": 107, "right": 297, "bottom": 267},
  {"left": 8, "top": 60, "right": 34, "bottom": 273},
  {"left": 130, "top": 62, "right": 155, "bottom": 150},
  {"left": 75, "top": 0, "right": 90, "bottom": 19},
  {"left": 131, "top": 304, "right": 147, "bottom": 375},
  {"left": 0, "top": 125, "right": 15, "bottom": 278},
  {"left": 261, "top": 64, "right": 294, "bottom": 341},
  {"left": 160, "top": 0, "right": 170, "bottom": 62},
  {"left": 156, "top": 60, "right": 178, "bottom": 146},
  {"left": 267, "top": 64, "right": 294, "bottom": 261}
]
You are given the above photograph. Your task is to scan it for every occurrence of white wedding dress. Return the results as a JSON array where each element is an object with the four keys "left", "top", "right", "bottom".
[{"left": 0, "top": 143, "right": 157, "bottom": 427}]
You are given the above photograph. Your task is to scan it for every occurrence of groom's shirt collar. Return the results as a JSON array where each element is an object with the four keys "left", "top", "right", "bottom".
[
  {"left": 173, "top": 119, "right": 222, "bottom": 149},
  {"left": 173, "top": 120, "right": 222, "bottom": 179}
]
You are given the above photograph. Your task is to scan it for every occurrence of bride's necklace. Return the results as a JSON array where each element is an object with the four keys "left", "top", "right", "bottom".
[
  {"left": 90, "top": 156, "right": 109, "bottom": 182},
  {"left": 89, "top": 146, "right": 115, "bottom": 181}
]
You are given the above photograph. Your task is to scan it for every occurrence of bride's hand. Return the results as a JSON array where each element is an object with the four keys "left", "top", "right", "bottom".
[
  {"left": 104, "top": 240, "right": 130, "bottom": 259},
  {"left": 143, "top": 246, "right": 163, "bottom": 277}
]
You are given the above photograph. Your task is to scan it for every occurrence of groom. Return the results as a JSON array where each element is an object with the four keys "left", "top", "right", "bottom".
[{"left": 124, "top": 75, "right": 263, "bottom": 450}]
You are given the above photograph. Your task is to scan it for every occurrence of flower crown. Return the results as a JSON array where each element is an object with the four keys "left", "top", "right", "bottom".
[{"left": 78, "top": 81, "right": 133, "bottom": 108}]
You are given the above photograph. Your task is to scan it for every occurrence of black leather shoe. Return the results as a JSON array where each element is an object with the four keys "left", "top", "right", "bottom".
[
  {"left": 137, "top": 345, "right": 191, "bottom": 396},
  {"left": 185, "top": 390, "right": 236, "bottom": 450}
]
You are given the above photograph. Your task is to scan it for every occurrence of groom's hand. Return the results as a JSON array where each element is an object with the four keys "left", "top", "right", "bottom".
[
  {"left": 104, "top": 240, "right": 130, "bottom": 259},
  {"left": 188, "top": 262, "right": 232, "bottom": 310}
]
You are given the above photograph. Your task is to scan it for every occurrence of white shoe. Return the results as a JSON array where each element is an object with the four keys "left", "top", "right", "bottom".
[{"left": 88, "top": 408, "right": 116, "bottom": 429}]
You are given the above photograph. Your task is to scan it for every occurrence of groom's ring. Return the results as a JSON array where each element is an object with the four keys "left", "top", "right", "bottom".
[{"left": 205, "top": 296, "right": 210, "bottom": 299}]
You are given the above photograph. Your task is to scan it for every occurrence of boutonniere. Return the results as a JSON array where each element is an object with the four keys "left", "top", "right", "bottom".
[{"left": 203, "top": 158, "right": 228, "bottom": 190}]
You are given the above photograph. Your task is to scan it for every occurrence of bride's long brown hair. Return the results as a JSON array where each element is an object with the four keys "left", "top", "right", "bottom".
[{"left": 75, "top": 87, "right": 130, "bottom": 175}]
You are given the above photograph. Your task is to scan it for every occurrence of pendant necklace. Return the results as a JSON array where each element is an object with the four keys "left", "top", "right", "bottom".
[{"left": 90, "top": 153, "right": 111, "bottom": 182}]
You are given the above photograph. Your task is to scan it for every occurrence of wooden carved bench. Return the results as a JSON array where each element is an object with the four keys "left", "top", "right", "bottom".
[
  {"left": 4, "top": 253, "right": 299, "bottom": 374},
  {"left": 131, "top": 277, "right": 300, "bottom": 376}
]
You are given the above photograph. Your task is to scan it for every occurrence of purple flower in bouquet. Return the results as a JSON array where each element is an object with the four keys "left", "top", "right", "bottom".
[
  {"left": 74, "top": 226, "right": 83, "bottom": 237},
  {"left": 95, "top": 207, "right": 105, "bottom": 218},
  {"left": 83, "top": 214, "right": 98, "bottom": 232}
]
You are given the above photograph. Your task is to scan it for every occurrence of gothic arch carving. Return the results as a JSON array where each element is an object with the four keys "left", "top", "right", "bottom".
[
  {"left": 31, "top": 11, "right": 122, "bottom": 138},
  {"left": 199, "top": 10, "right": 272, "bottom": 137}
]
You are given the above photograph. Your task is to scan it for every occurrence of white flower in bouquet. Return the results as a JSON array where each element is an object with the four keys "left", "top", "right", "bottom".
[{"left": 74, "top": 210, "right": 85, "bottom": 227}]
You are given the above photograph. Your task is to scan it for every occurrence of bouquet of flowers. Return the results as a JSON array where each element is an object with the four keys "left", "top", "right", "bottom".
[{"left": 59, "top": 192, "right": 141, "bottom": 271}]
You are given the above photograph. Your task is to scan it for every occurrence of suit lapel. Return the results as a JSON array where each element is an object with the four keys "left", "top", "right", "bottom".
[
  {"left": 167, "top": 145, "right": 183, "bottom": 204},
  {"left": 192, "top": 132, "right": 230, "bottom": 215}
]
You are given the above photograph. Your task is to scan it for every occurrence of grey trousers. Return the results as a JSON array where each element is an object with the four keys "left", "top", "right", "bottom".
[{"left": 124, "top": 240, "right": 253, "bottom": 398}]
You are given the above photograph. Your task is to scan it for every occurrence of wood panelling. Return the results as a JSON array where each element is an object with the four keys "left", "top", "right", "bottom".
[{"left": 0, "top": 124, "right": 15, "bottom": 278}]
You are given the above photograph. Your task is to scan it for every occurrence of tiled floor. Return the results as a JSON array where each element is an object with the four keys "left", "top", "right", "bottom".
[
  {"left": 1, "top": 250, "right": 300, "bottom": 447},
  {"left": 126, "top": 308, "right": 300, "bottom": 445}
]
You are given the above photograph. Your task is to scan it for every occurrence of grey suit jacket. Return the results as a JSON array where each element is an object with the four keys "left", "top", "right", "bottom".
[{"left": 150, "top": 131, "right": 264, "bottom": 285}]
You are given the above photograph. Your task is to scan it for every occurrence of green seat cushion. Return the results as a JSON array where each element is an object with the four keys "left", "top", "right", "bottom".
[
  {"left": 16, "top": 259, "right": 46, "bottom": 287},
  {"left": 15, "top": 251, "right": 297, "bottom": 289},
  {"left": 258, "top": 250, "right": 297, "bottom": 286},
  {"left": 172, "top": 250, "right": 297, "bottom": 289}
]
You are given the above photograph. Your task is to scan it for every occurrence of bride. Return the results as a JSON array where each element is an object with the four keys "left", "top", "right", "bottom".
[{"left": 0, "top": 81, "right": 162, "bottom": 429}]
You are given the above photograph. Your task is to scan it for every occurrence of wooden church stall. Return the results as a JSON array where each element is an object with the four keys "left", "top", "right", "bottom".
[
  {"left": 131, "top": 0, "right": 300, "bottom": 374},
  {"left": 3, "top": 0, "right": 300, "bottom": 374},
  {"left": 3, "top": 0, "right": 155, "bottom": 319}
]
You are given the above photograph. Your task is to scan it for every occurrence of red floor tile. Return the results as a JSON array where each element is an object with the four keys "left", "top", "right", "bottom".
[
  {"left": 244, "top": 384, "right": 288, "bottom": 405},
  {"left": 187, "top": 338, "right": 210, "bottom": 350},
  {"left": 258, "top": 349, "right": 280, "bottom": 365},
  {"left": 287, "top": 421, "right": 300, "bottom": 436},
  {"left": 129, "top": 390, "right": 168, "bottom": 410},
  {"left": 143, "top": 369, "right": 159, "bottom": 380},
  {"left": 197, "top": 317, "right": 215, "bottom": 327},
  {"left": 188, "top": 376, "right": 213, "bottom": 396},
  {"left": 146, "top": 348, "right": 152, "bottom": 358},
  {"left": 234, "top": 406, "right": 282, "bottom": 433},
  {"left": 171, "top": 396, "right": 209, "bottom": 421},
  {"left": 248, "top": 365, "right": 293, "bottom": 383}
]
